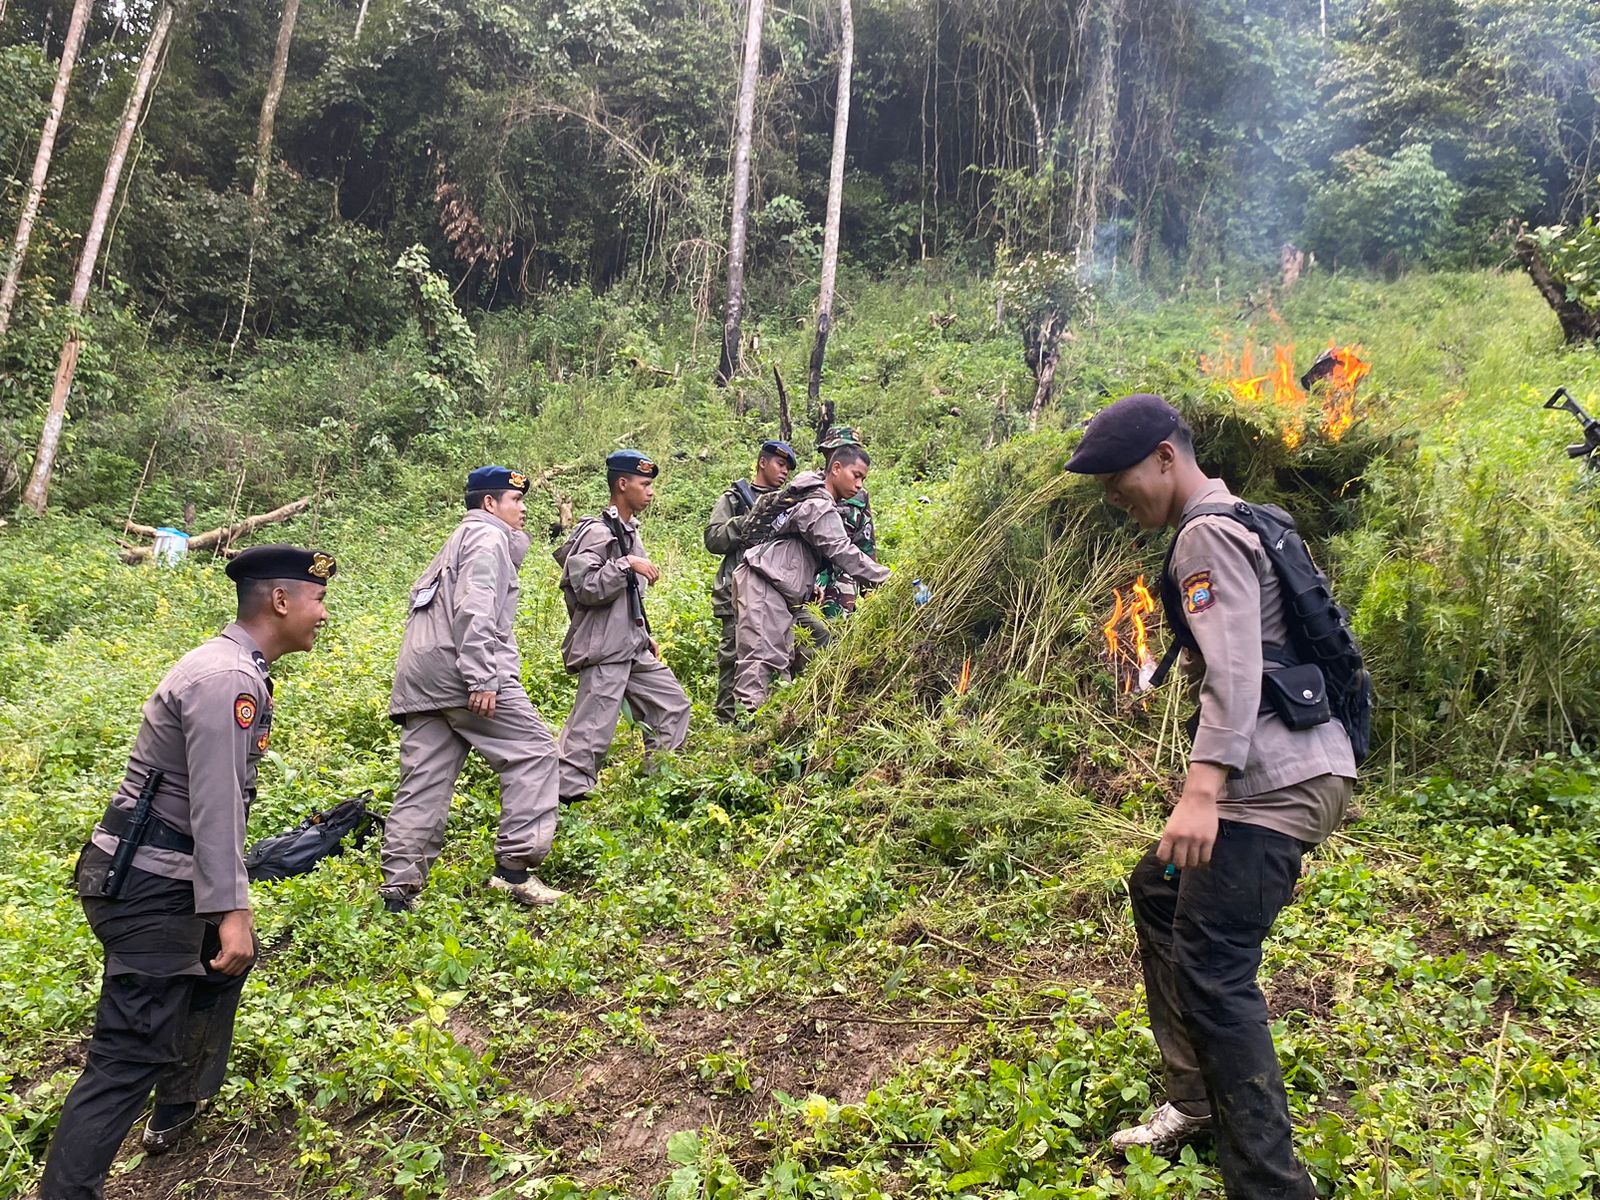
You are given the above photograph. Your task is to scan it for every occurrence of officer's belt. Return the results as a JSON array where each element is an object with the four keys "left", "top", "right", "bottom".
[{"left": 101, "top": 804, "right": 195, "bottom": 853}]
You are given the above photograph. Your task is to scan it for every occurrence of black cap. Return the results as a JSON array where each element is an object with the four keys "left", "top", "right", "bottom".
[
  {"left": 467, "top": 466, "right": 531, "bottom": 493},
  {"left": 226, "top": 544, "right": 337, "bottom": 584},
  {"left": 606, "top": 449, "right": 659, "bottom": 478},
  {"left": 1064, "top": 393, "right": 1184, "bottom": 474}
]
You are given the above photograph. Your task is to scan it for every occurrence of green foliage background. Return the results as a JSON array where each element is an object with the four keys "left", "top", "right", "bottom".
[{"left": 0, "top": 265, "right": 1598, "bottom": 1196}]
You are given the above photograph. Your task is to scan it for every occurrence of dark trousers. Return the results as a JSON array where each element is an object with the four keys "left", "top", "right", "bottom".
[
  {"left": 1128, "top": 820, "right": 1313, "bottom": 1200},
  {"left": 715, "top": 614, "right": 739, "bottom": 723},
  {"left": 38, "top": 860, "right": 250, "bottom": 1200}
]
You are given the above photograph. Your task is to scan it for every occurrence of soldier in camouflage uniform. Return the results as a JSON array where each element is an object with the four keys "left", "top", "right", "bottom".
[
  {"left": 793, "top": 426, "right": 879, "bottom": 674},
  {"left": 704, "top": 440, "right": 797, "bottom": 723}
]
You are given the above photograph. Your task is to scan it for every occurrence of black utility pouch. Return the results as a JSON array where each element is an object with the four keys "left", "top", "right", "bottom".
[{"left": 1262, "top": 662, "right": 1333, "bottom": 731}]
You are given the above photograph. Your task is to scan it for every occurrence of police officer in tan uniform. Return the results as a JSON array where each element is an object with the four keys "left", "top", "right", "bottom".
[
  {"left": 381, "top": 467, "right": 563, "bottom": 911},
  {"left": 1067, "top": 393, "right": 1355, "bottom": 1199},
  {"left": 704, "top": 439, "right": 796, "bottom": 722},
  {"left": 554, "top": 450, "right": 691, "bottom": 801},
  {"left": 37, "top": 544, "right": 335, "bottom": 1200},
  {"left": 732, "top": 444, "right": 890, "bottom": 711}
]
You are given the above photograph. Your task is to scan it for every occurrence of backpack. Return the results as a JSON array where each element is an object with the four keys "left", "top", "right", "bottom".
[
  {"left": 744, "top": 476, "right": 828, "bottom": 546},
  {"left": 244, "top": 792, "right": 383, "bottom": 883},
  {"left": 1155, "top": 501, "right": 1374, "bottom": 763}
]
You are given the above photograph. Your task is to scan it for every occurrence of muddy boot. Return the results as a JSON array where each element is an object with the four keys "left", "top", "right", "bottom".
[
  {"left": 143, "top": 1100, "right": 204, "bottom": 1155},
  {"left": 1108, "top": 1103, "right": 1212, "bottom": 1158},
  {"left": 488, "top": 867, "right": 565, "bottom": 906}
]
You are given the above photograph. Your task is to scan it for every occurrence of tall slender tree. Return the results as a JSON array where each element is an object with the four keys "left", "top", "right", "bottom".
[
  {"left": 716, "top": 0, "right": 766, "bottom": 386},
  {"left": 807, "top": 0, "right": 853, "bottom": 423},
  {"left": 22, "top": 2, "right": 177, "bottom": 515},
  {"left": 230, "top": 0, "right": 302, "bottom": 357},
  {"left": 0, "top": 0, "right": 95, "bottom": 338}
]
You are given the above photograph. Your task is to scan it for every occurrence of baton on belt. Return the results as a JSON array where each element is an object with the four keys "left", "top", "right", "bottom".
[{"left": 100, "top": 768, "right": 165, "bottom": 899}]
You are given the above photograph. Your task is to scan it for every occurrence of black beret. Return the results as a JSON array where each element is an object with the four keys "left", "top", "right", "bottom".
[
  {"left": 1065, "top": 393, "right": 1184, "bottom": 474},
  {"left": 226, "top": 544, "right": 337, "bottom": 584},
  {"left": 606, "top": 449, "right": 659, "bottom": 478},
  {"left": 759, "top": 439, "right": 797, "bottom": 469},
  {"left": 467, "top": 466, "right": 531, "bottom": 493}
]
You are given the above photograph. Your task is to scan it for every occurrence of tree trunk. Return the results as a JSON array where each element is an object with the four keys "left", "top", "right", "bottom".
[
  {"left": 1027, "top": 309, "right": 1064, "bottom": 431},
  {"left": 716, "top": 0, "right": 766, "bottom": 387},
  {"left": 0, "top": 0, "right": 94, "bottom": 338},
  {"left": 806, "top": 0, "right": 853, "bottom": 426},
  {"left": 22, "top": 2, "right": 175, "bottom": 516},
  {"left": 1515, "top": 233, "right": 1600, "bottom": 344},
  {"left": 230, "top": 0, "right": 301, "bottom": 357},
  {"left": 353, "top": 0, "right": 370, "bottom": 40}
]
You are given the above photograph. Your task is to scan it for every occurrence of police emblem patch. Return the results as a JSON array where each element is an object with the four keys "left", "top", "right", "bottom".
[
  {"left": 308, "top": 552, "right": 335, "bottom": 580},
  {"left": 1182, "top": 571, "right": 1215, "bottom": 614},
  {"left": 256, "top": 731, "right": 270, "bottom": 752},
  {"left": 509, "top": 471, "right": 528, "bottom": 489},
  {"left": 234, "top": 694, "right": 257, "bottom": 728}
]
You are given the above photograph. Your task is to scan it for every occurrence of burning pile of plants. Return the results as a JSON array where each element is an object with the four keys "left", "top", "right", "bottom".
[{"left": 783, "top": 379, "right": 1412, "bottom": 798}]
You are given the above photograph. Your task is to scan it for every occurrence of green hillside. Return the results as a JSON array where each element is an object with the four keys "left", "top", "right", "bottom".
[{"left": 2, "top": 266, "right": 1599, "bottom": 1197}]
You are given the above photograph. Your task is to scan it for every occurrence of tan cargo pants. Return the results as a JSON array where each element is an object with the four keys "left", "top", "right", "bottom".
[
  {"left": 733, "top": 565, "right": 798, "bottom": 712},
  {"left": 381, "top": 679, "right": 560, "bottom": 896},
  {"left": 557, "top": 647, "right": 690, "bottom": 798}
]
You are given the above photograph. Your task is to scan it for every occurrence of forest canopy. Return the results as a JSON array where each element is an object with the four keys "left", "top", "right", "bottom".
[{"left": 1, "top": 0, "right": 1597, "bottom": 351}]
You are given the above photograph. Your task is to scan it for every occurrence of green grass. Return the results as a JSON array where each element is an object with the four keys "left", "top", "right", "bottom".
[{"left": 1, "top": 265, "right": 1599, "bottom": 1197}]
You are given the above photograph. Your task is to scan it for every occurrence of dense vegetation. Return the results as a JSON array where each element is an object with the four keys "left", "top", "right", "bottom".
[
  {"left": 1, "top": 265, "right": 1599, "bottom": 1198},
  {"left": 5, "top": 0, "right": 1600, "bottom": 1196}
]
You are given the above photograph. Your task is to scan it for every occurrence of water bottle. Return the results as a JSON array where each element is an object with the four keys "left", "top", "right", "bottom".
[{"left": 912, "top": 579, "right": 932, "bottom": 607}]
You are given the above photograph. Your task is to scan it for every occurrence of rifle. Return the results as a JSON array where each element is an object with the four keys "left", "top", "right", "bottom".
[
  {"left": 1544, "top": 387, "right": 1600, "bottom": 470},
  {"left": 101, "top": 767, "right": 165, "bottom": 899},
  {"left": 602, "top": 513, "right": 652, "bottom": 637}
]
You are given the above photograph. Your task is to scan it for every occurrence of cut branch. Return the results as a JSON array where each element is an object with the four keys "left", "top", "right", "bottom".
[{"left": 118, "top": 496, "right": 312, "bottom": 563}]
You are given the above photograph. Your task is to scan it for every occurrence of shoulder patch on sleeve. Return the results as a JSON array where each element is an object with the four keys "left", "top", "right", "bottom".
[
  {"left": 234, "top": 693, "right": 258, "bottom": 728},
  {"left": 1182, "top": 570, "right": 1215, "bottom": 614}
]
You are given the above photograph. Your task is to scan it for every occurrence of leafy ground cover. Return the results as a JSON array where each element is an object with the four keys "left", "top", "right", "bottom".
[{"left": 1, "top": 265, "right": 1599, "bottom": 1198}]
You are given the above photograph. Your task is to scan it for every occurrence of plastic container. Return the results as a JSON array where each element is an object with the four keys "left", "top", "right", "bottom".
[
  {"left": 153, "top": 527, "right": 189, "bottom": 567},
  {"left": 912, "top": 578, "right": 932, "bottom": 606}
]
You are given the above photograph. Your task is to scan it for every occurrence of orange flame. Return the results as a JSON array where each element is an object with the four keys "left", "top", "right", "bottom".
[
  {"left": 1272, "top": 344, "right": 1305, "bottom": 406},
  {"left": 1202, "top": 335, "right": 1370, "bottom": 447},
  {"left": 955, "top": 655, "right": 971, "bottom": 696},
  {"left": 1227, "top": 342, "right": 1268, "bottom": 404},
  {"left": 1103, "top": 588, "right": 1125, "bottom": 668},
  {"left": 1318, "top": 343, "right": 1370, "bottom": 441},
  {"left": 1103, "top": 575, "right": 1158, "bottom": 694}
]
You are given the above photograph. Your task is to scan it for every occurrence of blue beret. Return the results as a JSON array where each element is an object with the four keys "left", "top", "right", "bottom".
[
  {"left": 606, "top": 449, "right": 659, "bottom": 478},
  {"left": 467, "top": 466, "right": 531, "bottom": 493},
  {"left": 1065, "top": 394, "right": 1185, "bottom": 474},
  {"left": 760, "top": 440, "right": 797, "bottom": 469},
  {"left": 226, "top": 544, "right": 337, "bottom": 584}
]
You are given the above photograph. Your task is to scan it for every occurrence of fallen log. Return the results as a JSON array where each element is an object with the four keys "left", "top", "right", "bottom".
[{"left": 119, "top": 496, "right": 312, "bottom": 564}]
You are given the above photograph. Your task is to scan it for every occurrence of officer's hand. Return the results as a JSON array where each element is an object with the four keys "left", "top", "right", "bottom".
[
  {"left": 650, "top": 638, "right": 662, "bottom": 659},
  {"left": 1157, "top": 797, "right": 1219, "bottom": 870},
  {"left": 626, "top": 555, "right": 662, "bottom": 584},
  {"left": 468, "top": 690, "right": 498, "bottom": 719},
  {"left": 1157, "top": 762, "right": 1226, "bottom": 869},
  {"left": 211, "top": 909, "right": 256, "bottom": 976}
]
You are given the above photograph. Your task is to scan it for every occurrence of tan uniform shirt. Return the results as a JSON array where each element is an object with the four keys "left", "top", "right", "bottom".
[
  {"left": 390, "top": 510, "right": 531, "bottom": 716},
  {"left": 555, "top": 507, "right": 652, "bottom": 670},
  {"left": 704, "top": 483, "right": 773, "bottom": 617},
  {"left": 742, "top": 471, "right": 890, "bottom": 606},
  {"left": 88, "top": 624, "right": 273, "bottom": 915},
  {"left": 1170, "top": 479, "right": 1357, "bottom": 843}
]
